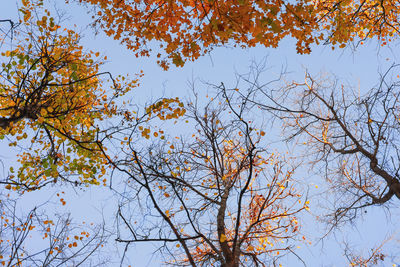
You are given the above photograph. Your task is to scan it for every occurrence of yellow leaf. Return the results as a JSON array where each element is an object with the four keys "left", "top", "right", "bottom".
[
  {"left": 220, "top": 234, "right": 227, "bottom": 242},
  {"left": 37, "top": 117, "right": 44, "bottom": 124}
]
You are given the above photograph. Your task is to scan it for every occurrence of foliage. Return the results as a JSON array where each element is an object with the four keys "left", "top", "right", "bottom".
[
  {"left": 74, "top": 0, "right": 400, "bottom": 68},
  {"left": 1, "top": 0, "right": 399, "bottom": 265},
  {"left": 0, "top": 1, "right": 138, "bottom": 192},
  {"left": 113, "top": 90, "right": 308, "bottom": 266},
  {"left": 74, "top": 0, "right": 317, "bottom": 69}
]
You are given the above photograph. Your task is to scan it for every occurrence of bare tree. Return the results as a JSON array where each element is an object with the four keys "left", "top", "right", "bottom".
[
  {"left": 344, "top": 241, "right": 386, "bottom": 267},
  {"left": 249, "top": 63, "right": 400, "bottom": 225},
  {"left": 340, "top": 231, "right": 400, "bottom": 267},
  {"left": 0, "top": 192, "right": 109, "bottom": 266},
  {"left": 108, "top": 89, "right": 308, "bottom": 267}
]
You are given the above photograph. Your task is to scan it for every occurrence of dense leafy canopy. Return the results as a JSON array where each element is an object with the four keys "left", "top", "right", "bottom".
[
  {"left": 0, "top": 1, "right": 139, "bottom": 192},
  {"left": 76, "top": 0, "right": 400, "bottom": 68}
]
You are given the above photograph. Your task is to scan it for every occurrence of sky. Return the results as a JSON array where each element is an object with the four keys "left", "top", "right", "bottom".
[{"left": 1, "top": 0, "right": 400, "bottom": 266}]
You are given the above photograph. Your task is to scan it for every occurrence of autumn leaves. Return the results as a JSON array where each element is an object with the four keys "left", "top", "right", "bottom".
[
  {"left": 0, "top": 0, "right": 399, "bottom": 266},
  {"left": 76, "top": 0, "right": 400, "bottom": 69}
]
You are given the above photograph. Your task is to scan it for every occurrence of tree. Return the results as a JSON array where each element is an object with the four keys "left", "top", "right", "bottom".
[
  {"left": 344, "top": 239, "right": 387, "bottom": 267},
  {"left": 112, "top": 89, "right": 308, "bottom": 266},
  {"left": 0, "top": 2, "right": 129, "bottom": 265},
  {"left": 0, "top": 0, "right": 138, "bottom": 192},
  {"left": 0, "top": 3, "right": 191, "bottom": 266},
  {"left": 0, "top": 192, "right": 109, "bottom": 266},
  {"left": 73, "top": 0, "right": 400, "bottom": 68},
  {"left": 2, "top": 0, "right": 398, "bottom": 266},
  {"left": 250, "top": 64, "right": 400, "bottom": 224}
]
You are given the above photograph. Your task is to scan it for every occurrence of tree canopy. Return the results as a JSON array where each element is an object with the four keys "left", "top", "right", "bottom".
[
  {"left": 114, "top": 91, "right": 308, "bottom": 266},
  {"left": 0, "top": 1, "right": 140, "bottom": 192},
  {"left": 0, "top": 0, "right": 399, "bottom": 266},
  {"left": 75, "top": 0, "right": 400, "bottom": 68}
]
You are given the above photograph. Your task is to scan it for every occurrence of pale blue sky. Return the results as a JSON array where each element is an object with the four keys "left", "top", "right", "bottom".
[{"left": 1, "top": 0, "right": 399, "bottom": 266}]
